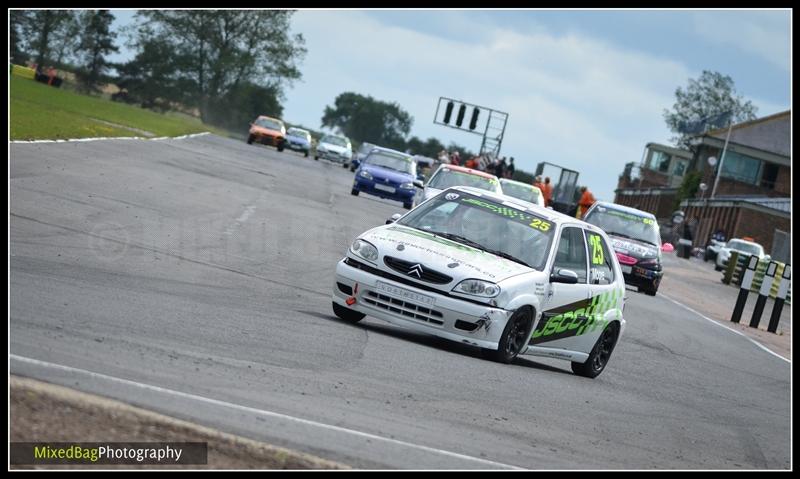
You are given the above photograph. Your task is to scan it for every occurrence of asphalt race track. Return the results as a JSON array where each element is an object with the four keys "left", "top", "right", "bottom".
[{"left": 10, "top": 134, "right": 790, "bottom": 469}]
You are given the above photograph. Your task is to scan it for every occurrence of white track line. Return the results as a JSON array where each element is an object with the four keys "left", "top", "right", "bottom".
[
  {"left": 10, "top": 132, "right": 210, "bottom": 144},
  {"left": 10, "top": 354, "right": 524, "bottom": 470},
  {"left": 657, "top": 293, "right": 790, "bottom": 364}
]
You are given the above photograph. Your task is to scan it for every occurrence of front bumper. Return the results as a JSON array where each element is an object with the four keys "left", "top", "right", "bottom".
[
  {"left": 251, "top": 132, "right": 284, "bottom": 146},
  {"left": 286, "top": 141, "right": 309, "bottom": 152},
  {"left": 317, "top": 150, "right": 349, "bottom": 163},
  {"left": 333, "top": 258, "right": 513, "bottom": 349},
  {"left": 353, "top": 177, "right": 416, "bottom": 202},
  {"left": 621, "top": 264, "right": 662, "bottom": 289}
]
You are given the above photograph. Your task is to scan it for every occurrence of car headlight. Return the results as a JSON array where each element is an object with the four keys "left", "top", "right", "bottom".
[
  {"left": 400, "top": 182, "right": 415, "bottom": 189},
  {"left": 359, "top": 170, "right": 373, "bottom": 180},
  {"left": 350, "top": 239, "right": 379, "bottom": 263},
  {"left": 452, "top": 279, "right": 500, "bottom": 298}
]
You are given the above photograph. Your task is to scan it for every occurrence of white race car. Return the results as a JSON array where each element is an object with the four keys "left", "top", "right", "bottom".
[{"left": 332, "top": 186, "right": 626, "bottom": 378}]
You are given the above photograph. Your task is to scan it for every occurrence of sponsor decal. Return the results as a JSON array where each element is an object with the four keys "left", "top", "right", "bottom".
[
  {"left": 588, "top": 233, "right": 605, "bottom": 265},
  {"left": 611, "top": 239, "right": 654, "bottom": 258},
  {"left": 596, "top": 206, "right": 656, "bottom": 226},
  {"left": 458, "top": 197, "right": 552, "bottom": 232},
  {"left": 445, "top": 193, "right": 460, "bottom": 201},
  {"left": 530, "top": 288, "right": 623, "bottom": 345}
]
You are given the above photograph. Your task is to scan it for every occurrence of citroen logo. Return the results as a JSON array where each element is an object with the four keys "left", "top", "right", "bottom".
[{"left": 408, "top": 264, "right": 424, "bottom": 278}]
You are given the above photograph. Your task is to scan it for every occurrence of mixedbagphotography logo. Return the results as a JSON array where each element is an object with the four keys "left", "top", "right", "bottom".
[
  {"left": 10, "top": 442, "right": 208, "bottom": 465},
  {"left": 88, "top": 222, "right": 130, "bottom": 261}
]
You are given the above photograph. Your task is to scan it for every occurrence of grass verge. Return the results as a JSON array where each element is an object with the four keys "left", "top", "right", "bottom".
[{"left": 10, "top": 75, "right": 228, "bottom": 140}]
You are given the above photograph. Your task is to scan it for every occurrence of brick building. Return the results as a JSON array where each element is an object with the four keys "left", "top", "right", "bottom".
[{"left": 614, "top": 111, "right": 791, "bottom": 258}]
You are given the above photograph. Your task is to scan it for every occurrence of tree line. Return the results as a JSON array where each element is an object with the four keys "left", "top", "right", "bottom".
[{"left": 11, "top": 10, "right": 307, "bottom": 132}]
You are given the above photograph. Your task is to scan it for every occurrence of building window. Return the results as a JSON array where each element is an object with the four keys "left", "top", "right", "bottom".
[
  {"left": 650, "top": 151, "right": 670, "bottom": 173},
  {"left": 719, "top": 151, "right": 761, "bottom": 185},
  {"left": 672, "top": 159, "right": 688, "bottom": 177},
  {"left": 761, "top": 163, "right": 779, "bottom": 190}
]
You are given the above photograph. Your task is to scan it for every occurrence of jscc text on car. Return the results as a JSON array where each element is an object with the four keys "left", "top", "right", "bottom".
[{"left": 332, "top": 186, "right": 627, "bottom": 378}]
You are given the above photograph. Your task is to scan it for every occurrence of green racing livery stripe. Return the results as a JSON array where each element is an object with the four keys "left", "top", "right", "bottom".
[{"left": 530, "top": 288, "right": 623, "bottom": 345}]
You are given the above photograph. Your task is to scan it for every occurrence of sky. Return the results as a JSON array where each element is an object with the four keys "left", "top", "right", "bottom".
[{"left": 109, "top": 9, "right": 791, "bottom": 201}]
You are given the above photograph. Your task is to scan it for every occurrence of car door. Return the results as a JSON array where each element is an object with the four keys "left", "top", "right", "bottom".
[
  {"left": 580, "top": 229, "right": 625, "bottom": 353},
  {"left": 529, "top": 225, "right": 591, "bottom": 351}
]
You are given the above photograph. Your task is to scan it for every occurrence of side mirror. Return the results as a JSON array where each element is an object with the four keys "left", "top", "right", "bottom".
[
  {"left": 661, "top": 243, "right": 674, "bottom": 253},
  {"left": 413, "top": 180, "right": 424, "bottom": 188},
  {"left": 550, "top": 268, "right": 579, "bottom": 284},
  {"left": 386, "top": 213, "right": 403, "bottom": 225}
]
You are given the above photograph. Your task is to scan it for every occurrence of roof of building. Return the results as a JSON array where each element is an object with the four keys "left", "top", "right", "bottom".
[
  {"left": 685, "top": 195, "right": 791, "bottom": 214},
  {"left": 645, "top": 142, "right": 693, "bottom": 159},
  {"left": 704, "top": 110, "right": 790, "bottom": 138}
]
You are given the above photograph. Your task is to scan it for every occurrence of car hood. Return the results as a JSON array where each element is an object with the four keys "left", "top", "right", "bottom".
[
  {"left": 320, "top": 143, "right": 349, "bottom": 154},
  {"left": 286, "top": 135, "right": 309, "bottom": 144},
  {"left": 720, "top": 247, "right": 760, "bottom": 257},
  {"left": 608, "top": 235, "right": 659, "bottom": 261},
  {"left": 361, "top": 164, "right": 414, "bottom": 183},
  {"left": 360, "top": 224, "right": 533, "bottom": 284}
]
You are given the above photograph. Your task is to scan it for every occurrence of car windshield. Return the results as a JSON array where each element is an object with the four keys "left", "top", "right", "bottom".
[
  {"left": 727, "top": 240, "right": 762, "bottom": 255},
  {"left": 322, "top": 136, "right": 349, "bottom": 147},
  {"left": 365, "top": 152, "right": 415, "bottom": 174},
  {"left": 501, "top": 181, "right": 542, "bottom": 204},
  {"left": 287, "top": 128, "right": 309, "bottom": 140},
  {"left": 428, "top": 169, "right": 500, "bottom": 193},
  {"left": 583, "top": 206, "right": 660, "bottom": 246},
  {"left": 397, "top": 191, "right": 555, "bottom": 270},
  {"left": 255, "top": 118, "right": 283, "bottom": 131}
]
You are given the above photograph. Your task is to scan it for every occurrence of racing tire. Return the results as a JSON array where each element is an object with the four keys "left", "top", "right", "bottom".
[
  {"left": 314, "top": 155, "right": 319, "bottom": 161},
  {"left": 571, "top": 323, "right": 619, "bottom": 378},
  {"left": 332, "top": 302, "right": 365, "bottom": 323},
  {"left": 304, "top": 150, "right": 309, "bottom": 158},
  {"left": 343, "top": 162, "right": 349, "bottom": 168},
  {"left": 403, "top": 202, "right": 413, "bottom": 210},
  {"left": 247, "top": 135, "right": 255, "bottom": 145},
  {"left": 643, "top": 286, "right": 657, "bottom": 296},
  {"left": 480, "top": 307, "right": 533, "bottom": 364},
  {"left": 277, "top": 143, "right": 285, "bottom": 152},
  {"left": 350, "top": 165, "right": 356, "bottom": 172},
  {"left": 351, "top": 188, "right": 359, "bottom": 196}
]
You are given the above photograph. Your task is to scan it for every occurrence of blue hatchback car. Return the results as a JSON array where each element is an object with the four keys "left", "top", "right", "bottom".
[
  {"left": 351, "top": 147, "right": 422, "bottom": 209},
  {"left": 284, "top": 127, "right": 312, "bottom": 157}
]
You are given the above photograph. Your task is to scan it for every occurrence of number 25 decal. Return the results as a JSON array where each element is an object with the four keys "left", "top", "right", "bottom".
[
  {"left": 589, "top": 234, "right": 604, "bottom": 265},
  {"left": 529, "top": 219, "right": 551, "bottom": 232}
]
